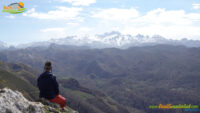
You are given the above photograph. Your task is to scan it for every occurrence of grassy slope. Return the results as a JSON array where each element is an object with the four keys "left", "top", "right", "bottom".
[
  {"left": 58, "top": 78, "right": 131, "bottom": 113},
  {"left": 0, "top": 62, "right": 38, "bottom": 100},
  {"left": 0, "top": 61, "right": 77, "bottom": 113},
  {"left": 0, "top": 61, "right": 131, "bottom": 113}
]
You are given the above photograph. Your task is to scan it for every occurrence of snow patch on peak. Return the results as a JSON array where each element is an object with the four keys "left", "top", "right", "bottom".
[{"left": 15, "top": 31, "right": 200, "bottom": 49}]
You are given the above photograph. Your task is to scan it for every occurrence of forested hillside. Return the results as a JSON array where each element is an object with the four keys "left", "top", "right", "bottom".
[
  {"left": 0, "top": 61, "right": 131, "bottom": 113},
  {"left": 0, "top": 44, "right": 200, "bottom": 113}
]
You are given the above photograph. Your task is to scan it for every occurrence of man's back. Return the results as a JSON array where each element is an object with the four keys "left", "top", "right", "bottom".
[
  {"left": 38, "top": 61, "right": 66, "bottom": 109},
  {"left": 37, "top": 72, "right": 59, "bottom": 99}
]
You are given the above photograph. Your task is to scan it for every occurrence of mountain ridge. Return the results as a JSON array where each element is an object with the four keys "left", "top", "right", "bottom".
[
  {"left": 21, "top": 31, "right": 200, "bottom": 49},
  {"left": 1, "top": 31, "right": 200, "bottom": 50},
  {"left": 1, "top": 44, "right": 199, "bottom": 113}
]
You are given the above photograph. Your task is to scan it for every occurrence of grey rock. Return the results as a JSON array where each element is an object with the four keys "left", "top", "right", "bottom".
[{"left": 0, "top": 88, "right": 44, "bottom": 113}]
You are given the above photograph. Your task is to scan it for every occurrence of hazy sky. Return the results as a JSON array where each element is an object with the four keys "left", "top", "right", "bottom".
[{"left": 0, "top": 0, "right": 200, "bottom": 45}]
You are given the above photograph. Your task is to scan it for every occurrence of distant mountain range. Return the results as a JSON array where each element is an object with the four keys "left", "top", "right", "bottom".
[
  {"left": 1, "top": 44, "right": 200, "bottom": 113},
  {"left": 0, "top": 41, "right": 8, "bottom": 50},
  {"left": 1, "top": 31, "right": 200, "bottom": 50}
]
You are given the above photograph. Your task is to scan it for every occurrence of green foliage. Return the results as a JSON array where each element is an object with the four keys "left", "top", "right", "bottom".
[
  {"left": 0, "top": 63, "right": 39, "bottom": 100},
  {"left": 59, "top": 78, "right": 129, "bottom": 113},
  {"left": 1, "top": 45, "right": 200, "bottom": 113},
  {"left": 0, "top": 61, "right": 129, "bottom": 113}
]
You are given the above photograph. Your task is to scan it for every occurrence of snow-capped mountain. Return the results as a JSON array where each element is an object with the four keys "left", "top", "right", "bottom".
[
  {"left": 0, "top": 41, "right": 8, "bottom": 50},
  {"left": 17, "top": 31, "right": 200, "bottom": 49},
  {"left": 44, "top": 31, "right": 172, "bottom": 48}
]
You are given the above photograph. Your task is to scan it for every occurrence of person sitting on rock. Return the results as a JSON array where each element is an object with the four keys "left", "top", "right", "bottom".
[{"left": 37, "top": 61, "right": 66, "bottom": 109}]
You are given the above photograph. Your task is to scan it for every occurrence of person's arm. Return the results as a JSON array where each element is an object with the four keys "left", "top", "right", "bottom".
[
  {"left": 37, "top": 76, "right": 42, "bottom": 98},
  {"left": 37, "top": 77, "right": 39, "bottom": 88},
  {"left": 53, "top": 76, "right": 59, "bottom": 95}
]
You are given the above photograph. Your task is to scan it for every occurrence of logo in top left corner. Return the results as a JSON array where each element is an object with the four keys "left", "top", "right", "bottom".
[{"left": 3, "top": 2, "right": 26, "bottom": 14}]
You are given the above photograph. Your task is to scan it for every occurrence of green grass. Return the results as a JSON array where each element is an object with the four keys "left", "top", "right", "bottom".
[
  {"left": 0, "top": 66, "right": 39, "bottom": 100},
  {"left": 61, "top": 87, "right": 94, "bottom": 100},
  {"left": 43, "top": 105, "right": 75, "bottom": 113},
  {"left": 0, "top": 62, "right": 78, "bottom": 113}
]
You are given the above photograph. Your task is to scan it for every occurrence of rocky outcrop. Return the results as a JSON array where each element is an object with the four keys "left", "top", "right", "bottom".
[
  {"left": 0, "top": 88, "right": 78, "bottom": 113},
  {"left": 0, "top": 88, "right": 44, "bottom": 113}
]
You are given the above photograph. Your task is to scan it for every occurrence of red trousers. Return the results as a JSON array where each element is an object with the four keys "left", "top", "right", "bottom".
[{"left": 49, "top": 95, "right": 66, "bottom": 108}]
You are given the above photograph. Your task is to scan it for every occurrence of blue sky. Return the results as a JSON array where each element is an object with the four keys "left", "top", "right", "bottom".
[{"left": 0, "top": 0, "right": 200, "bottom": 45}]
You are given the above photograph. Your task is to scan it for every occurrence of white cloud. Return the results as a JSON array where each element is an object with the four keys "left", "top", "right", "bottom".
[
  {"left": 187, "top": 13, "right": 200, "bottom": 21},
  {"left": 34, "top": 7, "right": 200, "bottom": 41},
  {"left": 92, "top": 8, "right": 200, "bottom": 40},
  {"left": 23, "top": 6, "right": 82, "bottom": 20},
  {"left": 92, "top": 8, "right": 139, "bottom": 21},
  {"left": 127, "top": 9, "right": 200, "bottom": 39},
  {"left": 59, "top": 0, "right": 96, "bottom": 6},
  {"left": 192, "top": 3, "right": 200, "bottom": 10},
  {"left": 78, "top": 27, "right": 91, "bottom": 34},
  {"left": 135, "top": 8, "right": 194, "bottom": 26},
  {"left": 40, "top": 27, "right": 67, "bottom": 39},
  {"left": 41, "top": 27, "right": 65, "bottom": 33},
  {"left": 6, "top": 15, "right": 15, "bottom": 19},
  {"left": 40, "top": 26, "right": 93, "bottom": 40}
]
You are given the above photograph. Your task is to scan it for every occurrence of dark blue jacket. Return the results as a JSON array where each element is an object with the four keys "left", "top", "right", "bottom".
[{"left": 37, "top": 71, "right": 59, "bottom": 99}]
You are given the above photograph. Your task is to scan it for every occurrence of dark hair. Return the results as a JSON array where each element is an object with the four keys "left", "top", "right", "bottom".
[{"left": 44, "top": 61, "right": 52, "bottom": 71}]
